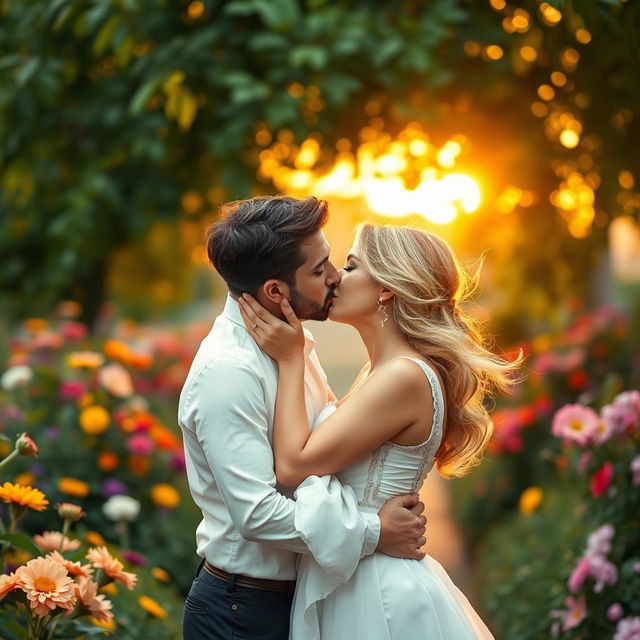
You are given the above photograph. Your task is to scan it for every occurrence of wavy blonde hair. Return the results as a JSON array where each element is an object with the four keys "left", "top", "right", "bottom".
[{"left": 356, "top": 223, "right": 522, "bottom": 478}]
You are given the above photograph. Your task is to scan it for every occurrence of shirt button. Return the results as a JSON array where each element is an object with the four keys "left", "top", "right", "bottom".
[{"left": 231, "top": 604, "right": 238, "bottom": 612}]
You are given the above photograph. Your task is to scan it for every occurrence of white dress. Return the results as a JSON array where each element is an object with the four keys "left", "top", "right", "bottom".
[{"left": 291, "top": 357, "right": 494, "bottom": 640}]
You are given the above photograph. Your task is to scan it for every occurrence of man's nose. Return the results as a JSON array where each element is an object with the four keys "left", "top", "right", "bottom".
[{"left": 325, "top": 261, "right": 342, "bottom": 287}]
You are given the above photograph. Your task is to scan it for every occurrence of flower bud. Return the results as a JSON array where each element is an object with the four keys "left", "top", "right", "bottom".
[
  {"left": 57, "top": 502, "right": 86, "bottom": 522},
  {"left": 16, "top": 433, "right": 38, "bottom": 457}
]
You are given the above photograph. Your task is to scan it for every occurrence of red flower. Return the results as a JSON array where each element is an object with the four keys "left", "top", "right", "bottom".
[
  {"left": 568, "top": 371, "right": 588, "bottom": 390},
  {"left": 591, "top": 462, "right": 614, "bottom": 497}
]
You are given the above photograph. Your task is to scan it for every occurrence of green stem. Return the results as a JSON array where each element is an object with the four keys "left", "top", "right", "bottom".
[{"left": 0, "top": 448, "right": 19, "bottom": 471}]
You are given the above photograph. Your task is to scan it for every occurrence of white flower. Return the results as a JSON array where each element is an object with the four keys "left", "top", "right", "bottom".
[
  {"left": 1, "top": 365, "right": 33, "bottom": 391},
  {"left": 102, "top": 495, "right": 141, "bottom": 522}
]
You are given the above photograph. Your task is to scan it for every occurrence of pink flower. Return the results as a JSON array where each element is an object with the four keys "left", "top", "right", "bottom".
[
  {"left": 127, "top": 433, "right": 154, "bottom": 456},
  {"left": 608, "top": 603, "right": 624, "bottom": 622},
  {"left": 98, "top": 363, "right": 134, "bottom": 398},
  {"left": 591, "top": 462, "right": 614, "bottom": 497},
  {"left": 74, "top": 576, "right": 113, "bottom": 622},
  {"left": 577, "top": 452, "right": 592, "bottom": 475},
  {"left": 568, "top": 556, "right": 591, "bottom": 592},
  {"left": 614, "top": 617, "right": 640, "bottom": 640},
  {"left": 61, "top": 321, "right": 87, "bottom": 342},
  {"left": 630, "top": 456, "right": 640, "bottom": 486},
  {"left": 586, "top": 524, "right": 614, "bottom": 557},
  {"left": 552, "top": 404, "right": 599, "bottom": 446},
  {"left": 562, "top": 595, "right": 587, "bottom": 631},
  {"left": 589, "top": 555, "right": 618, "bottom": 592},
  {"left": 59, "top": 381, "right": 85, "bottom": 400}
]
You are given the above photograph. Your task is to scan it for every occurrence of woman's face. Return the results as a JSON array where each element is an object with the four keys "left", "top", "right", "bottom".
[{"left": 329, "top": 245, "right": 381, "bottom": 325}]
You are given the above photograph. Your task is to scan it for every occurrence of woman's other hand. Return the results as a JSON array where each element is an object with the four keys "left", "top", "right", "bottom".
[{"left": 238, "top": 294, "right": 305, "bottom": 362}]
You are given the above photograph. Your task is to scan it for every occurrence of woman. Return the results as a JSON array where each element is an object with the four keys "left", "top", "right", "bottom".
[{"left": 238, "top": 224, "right": 520, "bottom": 639}]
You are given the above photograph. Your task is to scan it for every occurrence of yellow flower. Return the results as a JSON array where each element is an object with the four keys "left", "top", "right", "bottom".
[
  {"left": 68, "top": 351, "right": 105, "bottom": 369},
  {"left": 58, "top": 477, "right": 90, "bottom": 498},
  {"left": 79, "top": 406, "right": 111, "bottom": 435},
  {"left": 519, "top": 487, "right": 543, "bottom": 515},
  {"left": 14, "top": 472, "right": 37, "bottom": 487},
  {"left": 138, "top": 595, "right": 168, "bottom": 619},
  {"left": 85, "top": 531, "right": 106, "bottom": 547},
  {"left": 91, "top": 616, "right": 116, "bottom": 631},
  {"left": 151, "top": 484, "right": 180, "bottom": 509},
  {"left": 100, "top": 582, "right": 118, "bottom": 596},
  {"left": 0, "top": 482, "right": 48, "bottom": 511},
  {"left": 151, "top": 567, "right": 171, "bottom": 583},
  {"left": 78, "top": 392, "right": 95, "bottom": 408}
]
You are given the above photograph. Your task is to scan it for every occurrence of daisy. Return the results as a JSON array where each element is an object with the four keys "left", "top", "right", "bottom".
[
  {"left": 0, "top": 572, "right": 19, "bottom": 599},
  {"left": 15, "top": 557, "right": 75, "bottom": 617},
  {"left": 0, "top": 482, "right": 48, "bottom": 512},
  {"left": 46, "top": 551, "right": 93, "bottom": 579}
]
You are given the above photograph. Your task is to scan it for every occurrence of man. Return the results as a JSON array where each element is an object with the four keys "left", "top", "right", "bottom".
[{"left": 179, "top": 196, "right": 427, "bottom": 639}]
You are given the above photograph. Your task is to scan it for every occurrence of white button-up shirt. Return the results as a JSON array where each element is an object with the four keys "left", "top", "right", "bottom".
[{"left": 178, "top": 295, "right": 380, "bottom": 580}]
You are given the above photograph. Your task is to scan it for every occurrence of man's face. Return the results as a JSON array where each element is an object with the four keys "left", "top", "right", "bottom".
[{"left": 289, "top": 231, "right": 341, "bottom": 321}]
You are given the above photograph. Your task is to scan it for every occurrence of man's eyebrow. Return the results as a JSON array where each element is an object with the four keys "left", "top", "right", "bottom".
[{"left": 311, "top": 255, "right": 329, "bottom": 271}]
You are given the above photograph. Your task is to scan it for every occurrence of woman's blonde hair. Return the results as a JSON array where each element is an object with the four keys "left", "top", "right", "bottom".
[{"left": 356, "top": 223, "right": 522, "bottom": 478}]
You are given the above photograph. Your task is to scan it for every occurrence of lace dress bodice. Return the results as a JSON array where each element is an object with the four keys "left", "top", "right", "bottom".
[{"left": 312, "top": 357, "right": 445, "bottom": 511}]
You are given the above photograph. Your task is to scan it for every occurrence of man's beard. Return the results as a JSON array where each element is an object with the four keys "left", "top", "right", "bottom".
[{"left": 288, "top": 287, "right": 335, "bottom": 321}]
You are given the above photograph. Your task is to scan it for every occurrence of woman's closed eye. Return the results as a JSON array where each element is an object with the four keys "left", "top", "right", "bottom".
[{"left": 343, "top": 264, "right": 356, "bottom": 272}]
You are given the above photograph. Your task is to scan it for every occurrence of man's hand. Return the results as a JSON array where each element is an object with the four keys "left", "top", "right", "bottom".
[{"left": 376, "top": 494, "right": 427, "bottom": 560}]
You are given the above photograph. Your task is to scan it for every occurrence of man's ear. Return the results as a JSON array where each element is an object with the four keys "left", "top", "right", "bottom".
[{"left": 261, "top": 279, "right": 290, "bottom": 304}]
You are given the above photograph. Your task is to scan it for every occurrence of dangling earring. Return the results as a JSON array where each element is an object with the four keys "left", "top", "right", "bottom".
[{"left": 378, "top": 298, "right": 389, "bottom": 327}]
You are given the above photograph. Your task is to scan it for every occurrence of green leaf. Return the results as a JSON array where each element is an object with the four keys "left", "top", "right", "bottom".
[
  {"left": 0, "top": 433, "right": 12, "bottom": 443},
  {"left": 289, "top": 45, "right": 328, "bottom": 70},
  {"left": 129, "top": 76, "right": 164, "bottom": 114},
  {"left": 15, "top": 59, "right": 40, "bottom": 86},
  {"left": 92, "top": 14, "right": 123, "bottom": 56},
  {"left": 0, "top": 533, "right": 44, "bottom": 556}
]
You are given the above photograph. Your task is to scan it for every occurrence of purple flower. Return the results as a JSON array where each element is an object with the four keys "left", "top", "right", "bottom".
[
  {"left": 170, "top": 451, "right": 186, "bottom": 473},
  {"left": 614, "top": 617, "right": 640, "bottom": 640},
  {"left": 608, "top": 603, "right": 624, "bottom": 622},
  {"left": 45, "top": 425, "right": 60, "bottom": 441},
  {"left": 631, "top": 456, "right": 640, "bottom": 487},
  {"left": 101, "top": 478, "right": 129, "bottom": 498}
]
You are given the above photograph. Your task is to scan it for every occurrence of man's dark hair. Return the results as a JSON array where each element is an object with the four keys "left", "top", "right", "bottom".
[{"left": 206, "top": 196, "right": 328, "bottom": 295}]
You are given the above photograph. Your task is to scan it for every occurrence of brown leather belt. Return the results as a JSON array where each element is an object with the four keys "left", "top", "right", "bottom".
[{"left": 203, "top": 560, "right": 294, "bottom": 594}]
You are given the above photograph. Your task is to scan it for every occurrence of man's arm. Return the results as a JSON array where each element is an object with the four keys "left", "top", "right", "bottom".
[{"left": 184, "top": 357, "right": 380, "bottom": 556}]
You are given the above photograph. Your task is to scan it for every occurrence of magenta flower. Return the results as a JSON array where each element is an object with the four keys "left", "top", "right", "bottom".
[
  {"left": 127, "top": 433, "right": 154, "bottom": 456},
  {"left": 61, "top": 321, "right": 87, "bottom": 342},
  {"left": 552, "top": 404, "right": 599, "bottom": 446},
  {"left": 562, "top": 595, "right": 587, "bottom": 631},
  {"left": 614, "top": 617, "right": 640, "bottom": 640},
  {"left": 59, "top": 380, "right": 85, "bottom": 400},
  {"left": 591, "top": 462, "right": 614, "bottom": 497}
]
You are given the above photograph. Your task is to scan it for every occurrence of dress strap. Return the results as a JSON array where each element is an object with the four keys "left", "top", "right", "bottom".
[{"left": 393, "top": 356, "right": 445, "bottom": 447}]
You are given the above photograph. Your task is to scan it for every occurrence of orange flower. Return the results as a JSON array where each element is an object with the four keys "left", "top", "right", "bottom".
[
  {"left": 151, "top": 567, "right": 170, "bottom": 583},
  {"left": 57, "top": 300, "right": 82, "bottom": 318},
  {"left": 90, "top": 616, "right": 116, "bottom": 631},
  {"left": 130, "top": 352, "right": 153, "bottom": 369},
  {"left": 85, "top": 531, "right": 106, "bottom": 547},
  {"left": 58, "top": 477, "right": 90, "bottom": 498},
  {"left": 0, "top": 572, "right": 19, "bottom": 599},
  {"left": 98, "top": 452, "right": 119, "bottom": 472},
  {"left": 150, "top": 425, "right": 181, "bottom": 450},
  {"left": 24, "top": 318, "right": 48, "bottom": 333},
  {"left": 100, "top": 582, "right": 118, "bottom": 596},
  {"left": 75, "top": 576, "right": 113, "bottom": 622},
  {"left": 33, "top": 531, "right": 81, "bottom": 553},
  {"left": 15, "top": 557, "right": 75, "bottom": 617},
  {"left": 128, "top": 455, "right": 150, "bottom": 476},
  {"left": 0, "top": 482, "right": 48, "bottom": 511},
  {"left": 103, "top": 340, "right": 133, "bottom": 364},
  {"left": 14, "top": 472, "right": 36, "bottom": 487},
  {"left": 67, "top": 351, "right": 105, "bottom": 369},
  {"left": 79, "top": 406, "right": 111, "bottom": 435},
  {"left": 46, "top": 551, "right": 93, "bottom": 579},
  {"left": 519, "top": 487, "right": 544, "bottom": 515},
  {"left": 138, "top": 595, "right": 168, "bottom": 619},
  {"left": 151, "top": 484, "right": 180, "bottom": 509},
  {"left": 86, "top": 547, "right": 137, "bottom": 590}
]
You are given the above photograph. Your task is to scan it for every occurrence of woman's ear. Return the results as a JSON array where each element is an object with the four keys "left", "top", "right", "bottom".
[
  {"left": 261, "top": 279, "right": 290, "bottom": 304},
  {"left": 378, "top": 288, "right": 394, "bottom": 303}
]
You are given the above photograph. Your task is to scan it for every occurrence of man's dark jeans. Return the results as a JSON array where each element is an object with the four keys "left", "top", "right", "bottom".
[{"left": 183, "top": 562, "right": 294, "bottom": 640}]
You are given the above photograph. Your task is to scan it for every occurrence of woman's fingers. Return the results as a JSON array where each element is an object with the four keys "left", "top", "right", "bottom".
[
  {"left": 242, "top": 293, "right": 275, "bottom": 325},
  {"left": 281, "top": 298, "right": 301, "bottom": 328}
]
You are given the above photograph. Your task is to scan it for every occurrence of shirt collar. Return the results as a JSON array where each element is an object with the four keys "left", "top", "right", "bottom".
[{"left": 222, "top": 294, "right": 316, "bottom": 357}]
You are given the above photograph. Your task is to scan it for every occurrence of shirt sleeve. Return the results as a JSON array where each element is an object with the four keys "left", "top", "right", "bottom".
[{"left": 185, "top": 357, "right": 380, "bottom": 557}]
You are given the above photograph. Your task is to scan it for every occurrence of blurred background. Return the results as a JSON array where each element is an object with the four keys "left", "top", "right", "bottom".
[{"left": 1, "top": 1, "right": 639, "bottom": 638}]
